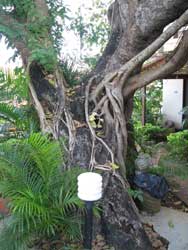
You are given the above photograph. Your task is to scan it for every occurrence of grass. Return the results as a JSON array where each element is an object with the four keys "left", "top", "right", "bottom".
[{"left": 147, "top": 155, "right": 188, "bottom": 180}]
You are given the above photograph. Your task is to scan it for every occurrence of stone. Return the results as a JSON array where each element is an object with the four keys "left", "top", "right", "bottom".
[
  {"left": 151, "top": 143, "right": 168, "bottom": 166},
  {"left": 150, "top": 232, "right": 159, "bottom": 240},
  {"left": 160, "top": 247, "right": 167, "bottom": 250},
  {"left": 174, "top": 201, "right": 182, "bottom": 206},
  {"left": 163, "top": 120, "right": 175, "bottom": 129},
  {"left": 153, "top": 239, "right": 163, "bottom": 248},
  {"left": 135, "top": 153, "right": 153, "bottom": 170}
]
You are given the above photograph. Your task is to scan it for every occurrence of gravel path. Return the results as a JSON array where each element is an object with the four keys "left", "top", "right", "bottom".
[{"left": 141, "top": 207, "right": 188, "bottom": 250}]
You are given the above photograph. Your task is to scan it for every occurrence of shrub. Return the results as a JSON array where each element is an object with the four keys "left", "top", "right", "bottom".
[
  {"left": 167, "top": 130, "right": 188, "bottom": 161},
  {"left": 127, "top": 188, "right": 143, "bottom": 202},
  {"left": 0, "top": 133, "right": 84, "bottom": 250},
  {"left": 60, "top": 59, "right": 81, "bottom": 87},
  {"left": 135, "top": 122, "right": 171, "bottom": 145},
  {"left": 133, "top": 81, "right": 163, "bottom": 125},
  {"left": 146, "top": 165, "right": 166, "bottom": 176}
]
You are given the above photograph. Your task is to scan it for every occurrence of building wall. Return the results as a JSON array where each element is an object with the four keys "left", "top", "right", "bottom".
[
  {"left": 162, "top": 79, "right": 184, "bottom": 128},
  {"left": 162, "top": 29, "right": 185, "bottom": 129},
  {"left": 184, "top": 79, "right": 188, "bottom": 107}
]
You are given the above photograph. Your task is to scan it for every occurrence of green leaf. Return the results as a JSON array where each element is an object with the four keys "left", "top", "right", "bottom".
[
  {"left": 110, "top": 163, "right": 120, "bottom": 170},
  {"left": 0, "top": 134, "right": 87, "bottom": 249}
]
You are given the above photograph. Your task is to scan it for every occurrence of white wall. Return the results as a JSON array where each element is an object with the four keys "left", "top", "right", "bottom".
[{"left": 162, "top": 79, "right": 184, "bottom": 129}]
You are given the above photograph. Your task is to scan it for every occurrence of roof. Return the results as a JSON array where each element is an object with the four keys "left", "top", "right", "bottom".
[{"left": 143, "top": 52, "right": 188, "bottom": 78}]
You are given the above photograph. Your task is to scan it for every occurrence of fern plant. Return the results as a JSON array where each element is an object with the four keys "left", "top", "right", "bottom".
[
  {"left": 0, "top": 68, "right": 39, "bottom": 139},
  {"left": 0, "top": 133, "right": 84, "bottom": 250},
  {"left": 0, "top": 68, "right": 29, "bottom": 102},
  {"left": 0, "top": 103, "right": 39, "bottom": 140}
]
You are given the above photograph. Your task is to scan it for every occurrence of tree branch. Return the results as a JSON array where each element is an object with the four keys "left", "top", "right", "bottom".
[
  {"left": 29, "top": 80, "right": 53, "bottom": 134},
  {"left": 94, "top": 0, "right": 188, "bottom": 75},
  {"left": 125, "top": 31, "right": 188, "bottom": 96},
  {"left": 90, "top": 9, "right": 188, "bottom": 107},
  {"left": 118, "top": 9, "right": 188, "bottom": 87},
  {"left": 0, "top": 11, "right": 30, "bottom": 65}
]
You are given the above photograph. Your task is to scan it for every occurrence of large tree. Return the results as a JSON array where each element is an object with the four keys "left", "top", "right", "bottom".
[{"left": 1, "top": 0, "right": 188, "bottom": 249}]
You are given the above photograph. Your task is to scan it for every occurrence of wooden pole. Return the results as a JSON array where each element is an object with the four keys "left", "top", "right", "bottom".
[{"left": 141, "top": 86, "right": 146, "bottom": 126}]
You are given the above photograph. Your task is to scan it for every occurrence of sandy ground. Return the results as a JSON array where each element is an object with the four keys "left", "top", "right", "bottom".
[{"left": 141, "top": 207, "right": 188, "bottom": 250}]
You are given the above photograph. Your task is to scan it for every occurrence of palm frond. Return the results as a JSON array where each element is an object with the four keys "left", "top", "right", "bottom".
[
  {"left": 0, "top": 68, "right": 29, "bottom": 102},
  {"left": 0, "top": 215, "right": 32, "bottom": 250},
  {"left": 0, "top": 133, "right": 85, "bottom": 249},
  {"left": 0, "top": 103, "right": 21, "bottom": 125}
]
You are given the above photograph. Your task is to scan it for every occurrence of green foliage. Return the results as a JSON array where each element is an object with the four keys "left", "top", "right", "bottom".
[
  {"left": 0, "top": 23, "right": 24, "bottom": 44},
  {"left": 0, "top": 133, "right": 85, "bottom": 250},
  {"left": 0, "top": 0, "right": 111, "bottom": 71},
  {"left": 146, "top": 165, "right": 166, "bottom": 176},
  {"left": 71, "top": 3, "right": 110, "bottom": 50},
  {"left": 159, "top": 156, "right": 188, "bottom": 179},
  {"left": 0, "top": 0, "right": 32, "bottom": 52},
  {"left": 26, "top": 9, "right": 58, "bottom": 72},
  {"left": 85, "top": 0, "right": 110, "bottom": 50},
  {"left": 167, "top": 130, "right": 188, "bottom": 161},
  {"left": 0, "top": 103, "right": 39, "bottom": 139},
  {"left": 30, "top": 47, "right": 57, "bottom": 72},
  {"left": 69, "top": 0, "right": 111, "bottom": 68},
  {"left": 180, "top": 106, "right": 188, "bottom": 129},
  {"left": 134, "top": 122, "right": 170, "bottom": 145},
  {"left": 83, "top": 55, "right": 100, "bottom": 69},
  {"left": 0, "top": 68, "right": 29, "bottom": 102},
  {"left": 0, "top": 103, "right": 21, "bottom": 124},
  {"left": 145, "top": 148, "right": 188, "bottom": 179},
  {"left": 0, "top": 68, "right": 39, "bottom": 139},
  {"left": 46, "top": 0, "right": 70, "bottom": 52},
  {"left": 133, "top": 81, "right": 162, "bottom": 125},
  {"left": 0, "top": 0, "right": 70, "bottom": 72},
  {"left": 126, "top": 146, "right": 137, "bottom": 177},
  {"left": 127, "top": 188, "right": 143, "bottom": 202},
  {"left": 0, "top": 0, "right": 33, "bottom": 19},
  {"left": 146, "top": 162, "right": 188, "bottom": 179},
  {"left": 60, "top": 59, "right": 81, "bottom": 87}
]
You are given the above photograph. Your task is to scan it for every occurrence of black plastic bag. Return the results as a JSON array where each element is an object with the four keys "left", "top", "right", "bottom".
[{"left": 133, "top": 172, "right": 169, "bottom": 199}]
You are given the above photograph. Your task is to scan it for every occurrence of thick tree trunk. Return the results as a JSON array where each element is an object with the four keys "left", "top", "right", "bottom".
[
  {"left": 25, "top": 3, "right": 188, "bottom": 249},
  {"left": 102, "top": 174, "right": 151, "bottom": 250},
  {"left": 28, "top": 64, "right": 153, "bottom": 249}
]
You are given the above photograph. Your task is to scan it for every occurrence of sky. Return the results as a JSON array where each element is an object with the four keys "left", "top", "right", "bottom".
[
  {"left": 0, "top": 37, "right": 21, "bottom": 69},
  {"left": 61, "top": 0, "right": 106, "bottom": 63}
]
